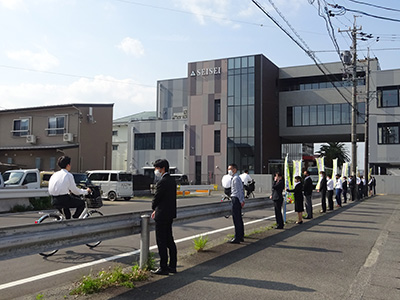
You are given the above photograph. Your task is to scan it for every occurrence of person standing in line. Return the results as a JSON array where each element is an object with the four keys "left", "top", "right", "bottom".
[
  {"left": 334, "top": 174, "right": 343, "bottom": 207},
  {"left": 326, "top": 174, "right": 334, "bottom": 211},
  {"left": 303, "top": 170, "right": 313, "bottom": 219},
  {"left": 240, "top": 169, "right": 253, "bottom": 198},
  {"left": 228, "top": 163, "right": 245, "bottom": 244},
  {"left": 48, "top": 156, "right": 90, "bottom": 220},
  {"left": 151, "top": 159, "right": 178, "bottom": 275},
  {"left": 372, "top": 176, "right": 376, "bottom": 195},
  {"left": 357, "top": 175, "right": 364, "bottom": 200},
  {"left": 342, "top": 176, "right": 348, "bottom": 204},
  {"left": 362, "top": 175, "right": 367, "bottom": 198},
  {"left": 270, "top": 172, "right": 284, "bottom": 229},
  {"left": 318, "top": 171, "right": 327, "bottom": 213},
  {"left": 348, "top": 175, "right": 357, "bottom": 201},
  {"left": 286, "top": 176, "right": 304, "bottom": 224}
]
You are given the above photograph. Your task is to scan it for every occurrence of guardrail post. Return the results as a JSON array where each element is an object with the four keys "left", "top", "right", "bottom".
[{"left": 139, "top": 214, "right": 150, "bottom": 269}]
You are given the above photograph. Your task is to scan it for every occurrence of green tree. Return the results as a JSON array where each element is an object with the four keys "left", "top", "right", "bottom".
[{"left": 316, "top": 142, "right": 350, "bottom": 168}]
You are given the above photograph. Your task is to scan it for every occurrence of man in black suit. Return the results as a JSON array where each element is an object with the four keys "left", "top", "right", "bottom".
[
  {"left": 303, "top": 170, "right": 313, "bottom": 219},
  {"left": 348, "top": 175, "right": 356, "bottom": 201},
  {"left": 318, "top": 171, "right": 327, "bottom": 213},
  {"left": 270, "top": 172, "right": 284, "bottom": 229},
  {"left": 151, "top": 159, "right": 177, "bottom": 275}
]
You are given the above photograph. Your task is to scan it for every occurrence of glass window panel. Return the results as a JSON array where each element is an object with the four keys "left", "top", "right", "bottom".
[
  {"left": 228, "top": 59, "right": 235, "bottom": 69},
  {"left": 310, "top": 105, "right": 317, "bottom": 125},
  {"left": 241, "top": 74, "right": 248, "bottom": 105},
  {"left": 319, "top": 82, "right": 327, "bottom": 89},
  {"left": 234, "top": 75, "right": 241, "bottom": 105},
  {"left": 341, "top": 103, "right": 350, "bottom": 124},
  {"left": 287, "top": 107, "right": 293, "bottom": 127},
  {"left": 235, "top": 58, "right": 241, "bottom": 69},
  {"left": 234, "top": 107, "right": 241, "bottom": 137},
  {"left": 228, "top": 75, "right": 234, "bottom": 96},
  {"left": 380, "top": 88, "right": 399, "bottom": 107},
  {"left": 326, "top": 105, "right": 333, "bottom": 125},
  {"left": 228, "top": 96, "right": 234, "bottom": 106},
  {"left": 214, "top": 99, "right": 221, "bottom": 122},
  {"left": 312, "top": 83, "right": 319, "bottom": 89},
  {"left": 317, "top": 105, "right": 325, "bottom": 125},
  {"left": 228, "top": 128, "right": 234, "bottom": 137},
  {"left": 248, "top": 106, "right": 255, "bottom": 137},
  {"left": 241, "top": 106, "right": 248, "bottom": 137},
  {"left": 228, "top": 106, "right": 234, "bottom": 128},
  {"left": 302, "top": 106, "right": 310, "bottom": 126},
  {"left": 378, "top": 124, "right": 400, "bottom": 144},
  {"left": 294, "top": 106, "right": 302, "bottom": 126},
  {"left": 134, "top": 133, "right": 155, "bottom": 150},
  {"left": 248, "top": 56, "right": 255, "bottom": 67},
  {"left": 248, "top": 67, "right": 255, "bottom": 73},
  {"left": 357, "top": 102, "right": 365, "bottom": 124},
  {"left": 248, "top": 74, "right": 255, "bottom": 105},
  {"left": 304, "top": 83, "right": 312, "bottom": 90},
  {"left": 214, "top": 130, "right": 221, "bottom": 153},
  {"left": 333, "top": 104, "right": 341, "bottom": 124},
  {"left": 241, "top": 57, "right": 248, "bottom": 68}
]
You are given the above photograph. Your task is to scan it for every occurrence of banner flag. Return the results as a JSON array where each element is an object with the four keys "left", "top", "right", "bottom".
[
  {"left": 341, "top": 162, "right": 349, "bottom": 178},
  {"left": 332, "top": 158, "right": 338, "bottom": 177},
  {"left": 284, "top": 154, "right": 294, "bottom": 204},
  {"left": 315, "top": 157, "right": 324, "bottom": 190}
]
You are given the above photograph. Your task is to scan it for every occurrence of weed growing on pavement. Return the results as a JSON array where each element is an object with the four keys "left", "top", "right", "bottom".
[
  {"left": 35, "top": 294, "right": 44, "bottom": 300},
  {"left": 70, "top": 264, "right": 149, "bottom": 295},
  {"left": 193, "top": 235, "right": 209, "bottom": 251},
  {"left": 146, "top": 252, "right": 156, "bottom": 270}
]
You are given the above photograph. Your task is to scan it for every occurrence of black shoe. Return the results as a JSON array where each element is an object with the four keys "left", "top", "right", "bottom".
[
  {"left": 320, "top": 210, "right": 326, "bottom": 213},
  {"left": 229, "top": 238, "right": 241, "bottom": 244},
  {"left": 240, "top": 238, "right": 244, "bottom": 242},
  {"left": 304, "top": 217, "right": 312, "bottom": 219},
  {"left": 296, "top": 221, "right": 303, "bottom": 224},
  {"left": 168, "top": 267, "right": 177, "bottom": 273},
  {"left": 275, "top": 226, "right": 284, "bottom": 229},
  {"left": 151, "top": 267, "right": 169, "bottom": 275}
]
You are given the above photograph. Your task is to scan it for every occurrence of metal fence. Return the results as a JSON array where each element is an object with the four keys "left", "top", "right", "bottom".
[{"left": 0, "top": 197, "right": 273, "bottom": 267}]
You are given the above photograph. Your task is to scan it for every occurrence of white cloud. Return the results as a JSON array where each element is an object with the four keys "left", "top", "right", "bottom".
[
  {"left": 0, "top": 0, "right": 26, "bottom": 10},
  {"left": 0, "top": 75, "right": 156, "bottom": 119},
  {"left": 117, "top": 37, "right": 145, "bottom": 57},
  {"left": 6, "top": 49, "right": 59, "bottom": 71}
]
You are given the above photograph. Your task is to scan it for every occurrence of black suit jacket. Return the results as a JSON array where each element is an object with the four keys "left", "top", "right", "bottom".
[
  {"left": 303, "top": 177, "right": 313, "bottom": 196},
  {"left": 152, "top": 173, "right": 177, "bottom": 221},
  {"left": 288, "top": 182, "right": 304, "bottom": 202},
  {"left": 319, "top": 177, "right": 327, "bottom": 192},
  {"left": 271, "top": 179, "right": 284, "bottom": 201}
]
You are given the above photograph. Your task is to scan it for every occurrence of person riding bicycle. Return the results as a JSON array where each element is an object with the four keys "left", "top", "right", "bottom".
[
  {"left": 240, "top": 170, "right": 253, "bottom": 198},
  {"left": 48, "top": 156, "right": 91, "bottom": 219}
]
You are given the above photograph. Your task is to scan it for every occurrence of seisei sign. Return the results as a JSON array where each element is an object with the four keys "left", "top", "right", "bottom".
[{"left": 190, "top": 66, "right": 221, "bottom": 77}]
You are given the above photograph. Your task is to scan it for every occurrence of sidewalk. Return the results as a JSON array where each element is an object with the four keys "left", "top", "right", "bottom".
[{"left": 19, "top": 195, "right": 400, "bottom": 299}]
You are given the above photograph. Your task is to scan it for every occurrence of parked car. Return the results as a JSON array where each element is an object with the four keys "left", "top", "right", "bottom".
[
  {"left": 40, "top": 171, "right": 54, "bottom": 187},
  {"left": 87, "top": 170, "right": 133, "bottom": 201},
  {"left": 0, "top": 173, "right": 4, "bottom": 188},
  {"left": 170, "top": 174, "right": 189, "bottom": 185},
  {"left": 2, "top": 169, "right": 41, "bottom": 189}
]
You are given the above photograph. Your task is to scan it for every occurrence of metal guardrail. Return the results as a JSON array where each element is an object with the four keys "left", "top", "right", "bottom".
[
  {"left": 0, "top": 188, "right": 49, "bottom": 200},
  {"left": 178, "top": 184, "right": 217, "bottom": 196},
  {"left": 0, "top": 197, "right": 273, "bottom": 266}
]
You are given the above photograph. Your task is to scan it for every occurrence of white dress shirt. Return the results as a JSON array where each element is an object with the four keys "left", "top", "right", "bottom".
[
  {"left": 335, "top": 178, "right": 342, "bottom": 189},
  {"left": 48, "top": 169, "right": 88, "bottom": 196},
  {"left": 327, "top": 178, "right": 334, "bottom": 191},
  {"left": 239, "top": 173, "right": 252, "bottom": 185}
]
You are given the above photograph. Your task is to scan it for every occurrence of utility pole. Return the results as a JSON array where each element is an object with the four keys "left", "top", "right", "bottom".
[
  {"left": 339, "top": 16, "right": 362, "bottom": 176},
  {"left": 364, "top": 48, "right": 370, "bottom": 180}
]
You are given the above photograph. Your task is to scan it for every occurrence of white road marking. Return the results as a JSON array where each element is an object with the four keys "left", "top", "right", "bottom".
[{"left": 1, "top": 203, "right": 319, "bottom": 290}]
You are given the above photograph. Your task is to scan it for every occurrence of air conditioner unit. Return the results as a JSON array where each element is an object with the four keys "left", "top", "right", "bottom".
[
  {"left": 63, "top": 133, "right": 74, "bottom": 143},
  {"left": 26, "top": 135, "right": 36, "bottom": 144}
]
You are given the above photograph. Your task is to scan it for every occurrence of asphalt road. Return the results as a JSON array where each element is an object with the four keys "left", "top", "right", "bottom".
[{"left": 0, "top": 192, "right": 299, "bottom": 299}]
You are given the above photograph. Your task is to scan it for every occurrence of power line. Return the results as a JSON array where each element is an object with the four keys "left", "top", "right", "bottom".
[
  {"left": 348, "top": 0, "right": 400, "bottom": 13},
  {"left": 328, "top": 3, "right": 400, "bottom": 23},
  {"left": 0, "top": 64, "right": 156, "bottom": 88}
]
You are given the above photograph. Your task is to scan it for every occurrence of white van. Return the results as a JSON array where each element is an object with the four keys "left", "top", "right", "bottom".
[
  {"left": 2, "top": 169, "right": 41, "bottom": 189},
  {"left": 87, "top": 170, "right": 133, "bottom": 201}
]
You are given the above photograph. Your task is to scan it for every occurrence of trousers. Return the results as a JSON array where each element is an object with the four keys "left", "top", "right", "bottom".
[
  {"left": 304, "top": 194, "right": 313, "bottom": 218},
  {"left": 273, "top": 198, "right": 284, "bottom": 228},
  {"left": 231, "top": 196, "right": 244, "bottom": 240},
  {"left": 155, "top": 219, "right": 177, "bottom": 269},
  {"left": 51, "top": 194, "right": 85, "bottom": 219}
]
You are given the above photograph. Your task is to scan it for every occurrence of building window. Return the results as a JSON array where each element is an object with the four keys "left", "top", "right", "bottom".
[
  {"left": 49, "top": 157, "right": 56, "bottom": 170},
  {"left": 377, "top": 86, "right": 399, "bottom": 108},
  {"left": 112, "top": 130, "right": 118, "bottom": 136},
  {"left": 287, "top": 103, "right": 363, "bottom": 127},
  {"left": 112, "top": 145, "right": 119, "bottom": 150},
  {"left": 378, "top": 123, "right": 400, "bottom": 144},
  {"left": 134, "top": 133, "right": 155, "bottom": 150},
  {"left": 214, "top": 130, "right": 221, "bottom": 153},
  {"left": 161, "top": 132, "right": 183, "bottom": 149},
  {"left": 214, "top": 99, "right": 221, "bottom": 122},
  {"left": 12, "top": 118, "right": 30, "bottom": 137},
  {"left": 47, "top": 115, "right": 65, "bottom": 135}
]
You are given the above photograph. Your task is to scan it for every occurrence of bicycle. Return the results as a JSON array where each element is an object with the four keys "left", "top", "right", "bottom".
[
  {"left": 35, "top": 184, "right": 104, "bottom": 257},
  {"left": 245, "top": 180, "right": 256, "bottom": 199},
  {"left": 221, "top": 191, "right": 245, "bottom": 219}
]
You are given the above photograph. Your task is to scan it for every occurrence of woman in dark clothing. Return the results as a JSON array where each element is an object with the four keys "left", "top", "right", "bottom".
[
  {"left": 270, "top": 172, "right": 284, "bottom": 229},
  {"left": 286, "top": 176, "right": 304, "bottom": 224}
]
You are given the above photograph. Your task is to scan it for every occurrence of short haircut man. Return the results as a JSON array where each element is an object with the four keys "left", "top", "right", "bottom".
[{"left": 154, "top": 159, "right": 170, "bottom": 172}]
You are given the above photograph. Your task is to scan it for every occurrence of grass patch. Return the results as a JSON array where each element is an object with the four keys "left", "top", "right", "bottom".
[
  {"left": 9, "top": 197, "right": 52, "bottom": 213},
  {"left": 70, "top": 264, "right": 149, "bottom": 295},
  {"left": 193, "top": 235, "right": 209, "bottom": 252}
]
